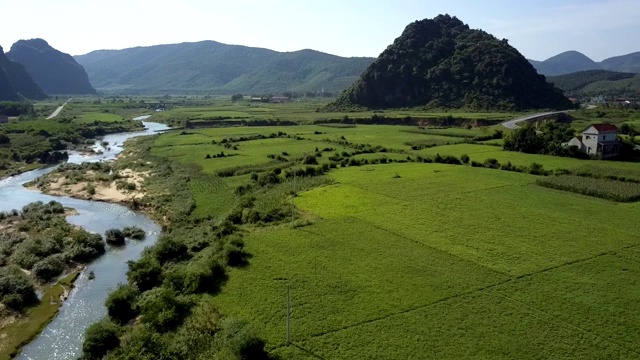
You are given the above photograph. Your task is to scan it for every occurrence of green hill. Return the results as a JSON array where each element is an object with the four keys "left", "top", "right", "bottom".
[
  {"left": 528, "top": 51, "right": 601, "bottom": 76},
  {"left": 7, "top": 39, "right": 96, "bottom": 95},
  {"left": 547, "top": 70, "right": 638, "bottom": 97},
  {"left": 74, "top": 41, "right": 373, "bottom": 94},
  {"left": 0, "top": 45, "right": 47, "bottom": 101},
  {"left": 329, "top": 15, "right": 572, "bottom": 111},
  {"left": 600, "top": 52, "right": 640, "bottom": 73}
]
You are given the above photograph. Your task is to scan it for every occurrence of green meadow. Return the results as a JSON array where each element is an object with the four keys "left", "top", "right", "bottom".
[
  {"left": 133, "top": 104, "right": 640, "bottom": 359},
  {"left": 56, "top": 99, "right": 640, "bottom": 359},
  {"left": 212, "top": 163, "right": 640, "bottom": 359}
]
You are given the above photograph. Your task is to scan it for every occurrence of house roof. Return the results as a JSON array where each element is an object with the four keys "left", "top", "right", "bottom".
[{"left": 583, "top": 123, "right": 618, "bottom": 133}]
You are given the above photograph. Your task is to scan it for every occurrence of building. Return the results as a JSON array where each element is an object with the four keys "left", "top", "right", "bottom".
[
  {"left": 0, "top": 115, "right": 8, "bottom": 124},
  {"left": 564, "top": 124, "right": 620, "bottom": 159}
]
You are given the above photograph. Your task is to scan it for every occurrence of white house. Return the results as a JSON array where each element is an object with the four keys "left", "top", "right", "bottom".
[{"left": 564, "top": 124, "right": 620, "bottom": 159}]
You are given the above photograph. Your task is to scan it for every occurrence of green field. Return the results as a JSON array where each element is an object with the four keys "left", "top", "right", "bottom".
[
  {"left": 212, "top": 163, "right": 640, "bottom": 359},
  {"left": 41, "top": 100, "right": 640, "bottom": 359},
  {"left": 148, "top": 99, "right": 518, "bottom": 126}
]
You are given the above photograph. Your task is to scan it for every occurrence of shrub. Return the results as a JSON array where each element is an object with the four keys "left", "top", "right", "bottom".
[
  {"left": 105, "top": 228, "right": 125, "bottom": 245},
  {"left": 483, "top": 158, "right": 500, "bottom": 169},
  {"left": 153, "top": 236, "right": 189, "bottom": 264},
  {"left": 460, "top": 154, "right": 470, "bottom": 164},
  {"left": 82, "top": 319, "right": 120, "bottom": 359},
  {"left": 32, "top": 255, "right": 65, "bottom": 282},
  {"left": 138, "top": 287, "right": 190, "bottom": 333},
  {"left": 123, "top": 226, "right": 146, "bottom": 240},
  {"left": 127, "top": 257, "right": 162, "bottom": 291},
  {"left": 528, "top": 162, "right": 549, "bottom": 175},
  {"left": 0, "top": 266, "right": 38, "bottom": 310},
  {"left": 106, "top": 284, "right": 139, "bottom": 325}
]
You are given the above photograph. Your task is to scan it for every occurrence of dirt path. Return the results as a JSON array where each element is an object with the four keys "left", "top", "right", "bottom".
[{"left": 46, "top": 98, "right": 72, "bottom": 119}]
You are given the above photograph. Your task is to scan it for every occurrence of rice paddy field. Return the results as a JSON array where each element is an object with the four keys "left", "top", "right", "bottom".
[
  {"left": 211, "top": 163, "right": 640, "bottom": 359},
  {"left": 148, "top": 100, "right": 520, "bottom": 125},
  {"left": 143, "top": 111, "right": 640, "bottom": 359}
]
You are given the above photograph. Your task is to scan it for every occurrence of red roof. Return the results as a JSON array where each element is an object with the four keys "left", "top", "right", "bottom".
[{"left": 587, "top": 124, "right": 618, "bottom": 133}]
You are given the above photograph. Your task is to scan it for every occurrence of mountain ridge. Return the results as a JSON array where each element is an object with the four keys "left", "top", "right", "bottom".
[
  {"left": 7, "top": 39, "right": 96, "bottom": 95},
  {"left": 0, "top": 45, "right": 47, "bottom": 101},
  {"left": 530, "top": 50, "right": 640, "bottom": 76},
  {"left": 74, "top": 41, "right": 374, "bottom": 94}
]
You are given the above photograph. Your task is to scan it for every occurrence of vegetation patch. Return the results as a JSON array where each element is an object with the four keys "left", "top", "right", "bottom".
[{"left": 536, "top": 175, "right": 640, "bottom": 202}]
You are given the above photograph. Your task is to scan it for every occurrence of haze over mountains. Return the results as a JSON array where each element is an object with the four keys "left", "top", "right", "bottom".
[
  {"left": 529, "top": 50, "right": 640, "bottom": 76},
  {"left": 74, "top": 41, "right": 374, "bottom": 94}
]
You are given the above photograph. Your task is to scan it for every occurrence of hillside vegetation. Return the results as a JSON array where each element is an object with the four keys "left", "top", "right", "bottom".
[
  {"left": 548, "top": 70, "right": 640, "bottom": 97},
  {"left": 329, "top": 15, "right": 572, "bottom": 111},
  {"left": 8, "top": 39, "right": 96, "bottom": 95},
  {"left": 0, "top": 46, "right": 47, "bottom": 101},
  {"left": 74, "top": 42, "right": 373, "bottom": 94}
]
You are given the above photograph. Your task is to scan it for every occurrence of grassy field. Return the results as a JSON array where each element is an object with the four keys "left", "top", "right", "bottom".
[
  {"left": 211, "top": 163, "right": 640, "bottom": 359},
  {"left": 148, "top": 99, "right": 519, "bottom": 126},
  {"left": 40, "top": 100, "right": 640, "bottom": 359}
]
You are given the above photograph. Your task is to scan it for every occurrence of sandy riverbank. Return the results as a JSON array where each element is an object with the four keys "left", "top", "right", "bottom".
[{"left": 27, "top": 167, "right": 149, "bottom": 205}]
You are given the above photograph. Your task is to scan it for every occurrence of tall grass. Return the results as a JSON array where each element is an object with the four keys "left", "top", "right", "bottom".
[{"left": 536, "top": 175, "right": 640, "bottom": 202}]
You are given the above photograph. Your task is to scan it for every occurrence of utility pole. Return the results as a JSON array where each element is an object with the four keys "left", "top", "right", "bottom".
[
  {"left": 286, "top": 283, "right": 291, "bottom": 344},
  {"left": 291, "top": 160, "right": 296, "bottom": 227}
]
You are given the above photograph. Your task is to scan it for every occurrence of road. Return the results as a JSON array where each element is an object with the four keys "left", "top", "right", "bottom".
[
  {"left": 501, "top": 110, "right": 571, "bottom": 129},
  {"left": 46, "top": 98, "right": 72, "bottom": 119}
]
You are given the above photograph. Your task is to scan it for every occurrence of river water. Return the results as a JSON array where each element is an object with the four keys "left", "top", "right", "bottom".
[{"left": 0, "top": 117, "right": 169, "bottom": 359}]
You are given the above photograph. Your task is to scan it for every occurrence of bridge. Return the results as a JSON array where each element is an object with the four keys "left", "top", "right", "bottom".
[{"left": 501, "top": 110, "right": 572, "bottom": 129}]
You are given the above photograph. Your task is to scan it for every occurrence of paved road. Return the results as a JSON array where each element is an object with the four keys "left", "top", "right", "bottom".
[
  {"left": 501, "top": 110, "right": 571, "bottom": 129},
  {"left": 46, "top": 98, "right": 72, "bottom": 119}
]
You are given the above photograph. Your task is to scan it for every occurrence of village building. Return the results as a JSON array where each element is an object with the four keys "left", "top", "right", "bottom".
[{"left": 564, "top": 124, "right": 620, "bottom": 159}]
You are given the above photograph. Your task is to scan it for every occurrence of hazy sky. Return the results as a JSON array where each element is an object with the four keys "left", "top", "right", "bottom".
[{"left": 2, "top": 0, "right": 639, "bottom": 61}]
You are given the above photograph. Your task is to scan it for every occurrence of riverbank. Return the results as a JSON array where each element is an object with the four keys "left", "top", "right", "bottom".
[
  {"left": 26, "top": 165, "right": 149, "bottom": 206},
  {"left": 0, "top": 271, "right": 80, "bottom": 360}
]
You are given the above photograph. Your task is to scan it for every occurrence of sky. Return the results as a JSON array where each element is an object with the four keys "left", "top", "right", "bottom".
[{"left": 2, "top": 0, "right": 639, "bottom": 61}]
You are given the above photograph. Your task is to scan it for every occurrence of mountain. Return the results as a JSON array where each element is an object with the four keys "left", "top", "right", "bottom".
[
  {"left": 7, "top": 39, "right": 96, "bottom": 95},
  {"left": 548, "top": 70, "right": 640, "bottom": 97},
  {"left": 600, "top": 52, "right": 640, "bottom": 73},
  {"left": 328, "top": 15, "right": 572, "bottom": 111},
  {"left": 74, "top": 41, "right": 374, "bottom": 94},
  {"left": 0, "top": 45, "right": 47, "bottom": 101},
  {"left": 529, "top": 51, "right": 601, "bottom": 76}
]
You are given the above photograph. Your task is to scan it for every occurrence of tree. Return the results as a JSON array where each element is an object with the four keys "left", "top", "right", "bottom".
[
  {"left": 0, "top": 266, "right": 38, "bottom": 310},
  {"left": 127, "top": 256, "right": 162, "bottom": 291},
  {"left": 81, "top": 319, "right": 120, "bottom": 359},
  {"left": 105, "top": 228, "right": 125, "bottom": 245},
  {"left": 106, "top": 284, "right": 139, "bottom": 325},
  {"left": 138, "top": 287, "right": 189, "bottom": 332},
  {"left": 231, "top": 94, "right": 244, "bottom": 102}
]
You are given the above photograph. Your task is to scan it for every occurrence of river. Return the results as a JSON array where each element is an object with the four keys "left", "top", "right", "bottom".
[{"left": 0, "top": 117, "right": 169, "bottom": 359}]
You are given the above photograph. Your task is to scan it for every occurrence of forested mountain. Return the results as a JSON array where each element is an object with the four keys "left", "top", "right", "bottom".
[
  {"left": 74, "top": 41, "right": 374, "bottom": 94},
  {"left": 7, "top": 39, "right": 96, "bottom": 95},
  {"left": 530, "top": 51, "right": 640, "bottom": 76},
  {"left": 600, "top": 52, "right": 640, "bottom": 73},
  {"left": 0, "top": 45, "right": 47, "bottom": 101},
  {"left": 528, "top": 51, "right": 601, "bottom": 76},
  {"left": 329, "top": 15, "right": 572, "bottom": 111},
  {"left": 547, "top": 70, "right": 638, "bottom": 96}
]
